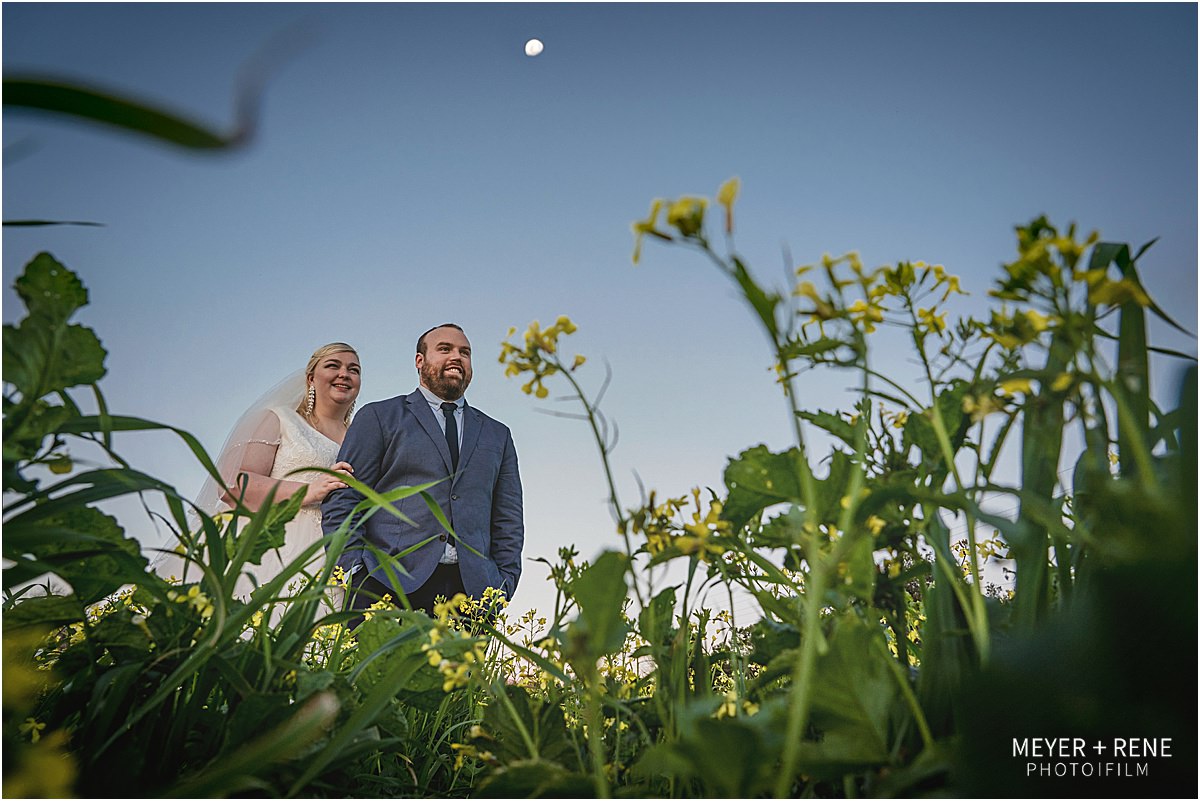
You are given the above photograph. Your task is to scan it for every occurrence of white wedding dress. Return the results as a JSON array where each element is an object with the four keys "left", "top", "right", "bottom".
[{"left": 233, "top": 406, "right": 341, "bottom": 599}]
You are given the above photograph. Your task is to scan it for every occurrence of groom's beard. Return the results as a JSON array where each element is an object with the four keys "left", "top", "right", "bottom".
[{"left": 421, "top": 361, "right": 470, "bottom": 401}]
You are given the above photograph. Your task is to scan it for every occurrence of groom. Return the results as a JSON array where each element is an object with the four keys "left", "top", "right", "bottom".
[{"left": 322, "top": 323, "right": 524, "bottom": 616}]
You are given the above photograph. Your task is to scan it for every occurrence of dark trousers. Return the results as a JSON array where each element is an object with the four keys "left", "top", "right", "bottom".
[{"left": 347, "top": 563, "right": 466, "bottom": 626}]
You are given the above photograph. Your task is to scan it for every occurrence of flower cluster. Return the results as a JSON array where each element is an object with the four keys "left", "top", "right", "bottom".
[
  {"left": 626, "top": 489, "right": 731, "bottom": 562},
  {"left": 450, "top": 725, "right": 500, "bottom": 771},
  {"left": 167, "top": 585, "right": 215, "bottom": 620},
  {"left": 498, "top": 316, "right": 585, "bottom": 399},
  {"left": 793, "top": 256, "right": 967, "bottom": 340},
  {"left": 714, "top": 689, "right": 760, "bottom": 719},
  {"left": 421, "top": 593, "right": 489, "bottom": 692},
  {"left": 992, "top": 217, "right": 1100, "bottom": 303},
  {"left": 361, "top": 593, "right": 393, "bottom": 622},
  {"left": 631, "top": 177, "right": 740, "bottom": 263}
]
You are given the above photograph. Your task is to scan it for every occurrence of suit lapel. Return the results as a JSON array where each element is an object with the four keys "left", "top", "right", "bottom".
[
  {"left": 457, "top": 404, "right": 483, "bottom": 481},
  {"left": 406, "top": 391, "right": 455, "bottom": 475}
]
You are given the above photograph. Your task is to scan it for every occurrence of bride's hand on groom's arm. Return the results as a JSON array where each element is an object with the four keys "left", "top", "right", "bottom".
[{"left": 303, "top": 461, "right": 354, "bottom": 505}]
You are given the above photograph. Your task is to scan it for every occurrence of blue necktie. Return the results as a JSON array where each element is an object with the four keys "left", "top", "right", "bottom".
[{"left": 441, "top": 402, "right": 459, "bottom": 472}]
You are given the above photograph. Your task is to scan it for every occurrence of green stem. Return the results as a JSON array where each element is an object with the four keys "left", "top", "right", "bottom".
[
  {"left": 773, "top": 556, "right": 828, "bottom": 797},
  {"left": 557, "top": 363, "right": 646, "bottom": 609},
  {"left": 870, "top": 628, "right": 934, "bottom": 749},
  {"left": 584, "top": 678, "right": 611, "bottom": 798}
]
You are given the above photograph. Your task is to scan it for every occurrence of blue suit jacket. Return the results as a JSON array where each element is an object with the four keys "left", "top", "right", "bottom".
[{"left": 321, "top": 390, "right": 523, "bottom": 600}]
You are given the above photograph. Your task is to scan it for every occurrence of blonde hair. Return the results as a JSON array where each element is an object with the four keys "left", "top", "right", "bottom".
[{"left": 297, "top": 342, "right": 360, "bottom": 422}]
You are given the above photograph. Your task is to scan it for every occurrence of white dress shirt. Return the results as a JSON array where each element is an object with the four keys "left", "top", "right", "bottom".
[{"left": 417, "top": 384, "right": 463, "bottom": 564}]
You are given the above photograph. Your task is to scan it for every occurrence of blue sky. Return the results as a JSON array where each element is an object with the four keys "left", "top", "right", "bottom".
[{"left": 4, "top": 2, "right": 1196, "bottom": 622}]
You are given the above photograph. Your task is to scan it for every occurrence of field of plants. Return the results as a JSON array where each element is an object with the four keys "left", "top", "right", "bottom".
[{"left": 3, "top": 78, "right": 1196, "bottom": 798}]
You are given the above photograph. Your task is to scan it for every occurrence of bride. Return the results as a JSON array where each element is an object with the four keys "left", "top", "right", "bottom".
[{"left": 181, "top": 343, "right": 361, "bottom": 598}]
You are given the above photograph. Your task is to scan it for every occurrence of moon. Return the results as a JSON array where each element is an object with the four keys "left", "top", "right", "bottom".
[{"left": 524, "top": 38, "right": 544, "bottom": 57}]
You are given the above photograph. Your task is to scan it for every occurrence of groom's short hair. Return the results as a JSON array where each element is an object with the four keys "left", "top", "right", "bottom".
[{"left": 417, "top": 323, "right": 465, "bottom": 356}]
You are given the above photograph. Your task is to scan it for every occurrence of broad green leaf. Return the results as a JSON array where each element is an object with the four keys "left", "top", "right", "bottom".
[
  {"left": 11, "top": 506, "right": 148, "bottom": 604},
  {"left": 632, "top": 702, "right": 778, "bottom": 796},
  {"left": 2, "top": 320, "right": 106, "bottom": 401},
  {"left": 2, "top": 592, "right": 87, "bottom": 629},
  {"left": 349, "top": 610, "right": 440, "bottom": 698},
  {"left": 90, "top": 610, "right": 154, "bottom": 662},
  {"left": 566, "top": 549, "right": 629, "bottom": 665},
  {"left": 477, "top": 685, "right": 577, "bottom": 766},
  {"left": 901, "top": 380, "right": 970, "bottom": 473},
  {"left": 812, "top": 448, "right": 855, "bottom": 524},
  {"left": 791, "top": 613, "right": 896, "bottom": 777},
  {"left": 12, "top": 252, "right": 88, "bottom": 324},
  {"left": 637, "top": 585, "right": 677, "bottom": 648},
  {"left": 476, "top": 758, "right": 594, "bottom": 798},
  {"left": 832, "top": 528, "right": 877, "bottom": 604},
  {"left": 722, "top": 445, "right": 807, "bottom": 530}
]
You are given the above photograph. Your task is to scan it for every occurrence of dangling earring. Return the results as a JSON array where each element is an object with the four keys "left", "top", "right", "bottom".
[
  {"left": 305, "top": 384, "right": 316, "bottom": 417},
  {"left": 344, "top": 400, "right": 355, "bottom": 426}
]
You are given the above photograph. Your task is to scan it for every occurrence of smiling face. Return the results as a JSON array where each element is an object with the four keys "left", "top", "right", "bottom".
[
  {"left": 416, "top": 326, "right": 472, "bottom": 401},
  {"left": 309, "top": 350, "right": 361, "bottom": 408}
]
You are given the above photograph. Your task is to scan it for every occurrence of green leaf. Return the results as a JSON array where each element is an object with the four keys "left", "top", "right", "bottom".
[
  {"left": 901, "top": 380, "right": 970, "bottom": 473},
  {"left": 796, "top": 408, "right": 858, "bottom": 449},
  {"left": 7, "top": 506, "right": 149, "bottom": 604},
  {"left": 792, "top": 613, "right": 896, "bottom": 776},
  {"left": 731, "top": 256, "right": 780, "bottom": 339},
  {"left": 2, "top": 219, "right": 103, "bottom": 227},
  {"left": 477, "top": 685, "right": 577, "bottom": 766},
  {"left": 639, "top": 714, "right": 772, "bottom": 797},
  {"left": 812, "top": 449, "right": 855, "bottom": 524},
  {"left": 349, "top": 610, "right": 439, "bottom": 697},
  {"left": 833, "top": 528, "right": 877, "bottom": 604},
  {"left": 12, "top": 252, "right": 89, "bottom": 324},
  {"left": 90, "top": 609, "right": 154, "bottom": 661},
  {"left": 476, "top": 758, "right": 593, "bottom": 798},
  {"left": 2, "top": 253, "right": 106, "bottom": 454},
  {"left": 169, "top": 692, "right": 340, "bottom": 798},
  {"left": 4, "top": 77, "right": 240, "bottom": 150},
  {"left": 565, "top": 550, "right": 629, "bottom": 666},
  {"left": 3, "top": 593, "right": 87, "bottom": 629},
  {"left": 637, "top": 585, "right": 678, "bottom": 648},
  {"left": 722, "top": 445, "right": 807, "bottom": 530}
]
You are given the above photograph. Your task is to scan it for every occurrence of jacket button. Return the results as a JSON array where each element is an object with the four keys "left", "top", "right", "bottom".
[
  {"left": 438, "top": 534, "right": 448, "bottom": 542},
  {"left": 451, "top": 494, "right": 459, "bottom": 501}
]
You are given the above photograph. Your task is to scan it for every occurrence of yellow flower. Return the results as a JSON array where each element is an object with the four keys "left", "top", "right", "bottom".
[
  {"left": 1024, "top": 309, "right": 1050, "bottom": 332},
  {"left": 940, "top": 272, "right": 966, "bottom": 301},
  {"left": 847, "top": 298, "right": 884, "bottom": 333},
  {"left": 4, "top": 730, "right": 77, "bottom": 798},
  {"left": 666, "top": 196, "right": 707, "bottom": 238},
  {"left": 716, "top": 176, "right": 739, "bottom": 234},
  {"left": 917, "top": 307, "right": 948, "bottom": 336},
  {"left": 998, "top": 378, "right": 1034, "bottom": 396},
  {"left": 962, "top": 393, "right": 1005, "bottom": 423},
  {"left": 19, "top": 717, "right": 46, "bottom": 743},
  {"left": 715, "top": 690, "right": 739, "bottom": 719},
  {"left": 793, "top": 280, "right": 820, "bottom": 301},
  {"left": 866, "top": 515, "right": 886, "bottom": 536},
  {"left": 1088, "top": 277, "right": 1151, "bottom": 307},
  {"left": 631, "top": 199, "right": 670, "bottom": 264}
]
